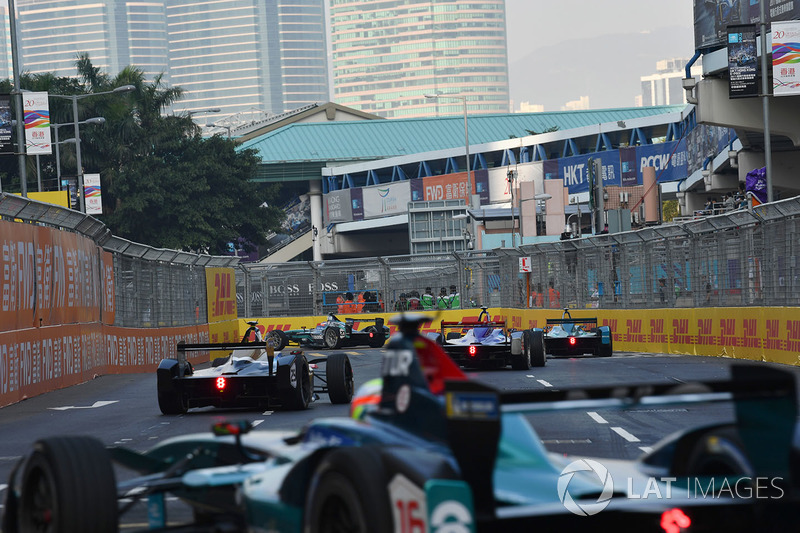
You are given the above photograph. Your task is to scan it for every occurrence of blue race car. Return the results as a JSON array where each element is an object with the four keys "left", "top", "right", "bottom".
[
  {"left": 3, "top": 314, "right": 799, "bottom": 533},
  {"left": 436, "top": 306, "right": 546, "bottom": 369},
  {"left": 539, "top": 309, "right": 613, "bottom": 357}
]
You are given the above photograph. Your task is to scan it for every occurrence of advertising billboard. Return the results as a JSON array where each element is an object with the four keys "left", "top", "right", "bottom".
[
  {"left": 695, "top": 0, "right": 800, "bottom": 51},
  {"left": 83, "top": 173, "right": 103, "bottom": 215},
  {"left": 324, "top": 189, "right": 353, "bottom": 225},
  {"left": 362, "top": 181, "right": 410, "bottom": 219},
  {"left": 0, "top": 95, "right": 11, "bottom": 154}
]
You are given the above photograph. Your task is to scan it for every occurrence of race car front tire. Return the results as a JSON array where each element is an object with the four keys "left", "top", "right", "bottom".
[
  {"left": 323, "top": 327, "right": 342, "bottom": 349},
  {"left": 326, "top": 352, "right": 354, "bottom": 404},
  {"left": 511, "top": 331, "right": 532, "bottom": 370},
  {"left": 304, "top": 446, "right": 392, "bottom": 533},
  {"left": 366, "top": 326, "right": 386, "bottom": 348},
  {"left": 19, "top": 436, "right": 117, "bottom": 533},
  {"left": 284, "top": 355, "right": 312, "bottom": 410},
  {"left": 530, "top": 330, "right": 546, "bottom": 367},
  {"left": 267, "top": 329, "right": 289, "bottom": 351}
]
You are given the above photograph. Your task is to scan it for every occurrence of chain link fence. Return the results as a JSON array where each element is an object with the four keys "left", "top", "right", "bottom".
[{"left": 238, "top": 197, "right": 800, "bottom": 316}]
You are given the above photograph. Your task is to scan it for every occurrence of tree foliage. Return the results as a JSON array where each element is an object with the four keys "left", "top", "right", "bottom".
[{"left": 1, "top": 56, "right": 282, "bottom": 254}]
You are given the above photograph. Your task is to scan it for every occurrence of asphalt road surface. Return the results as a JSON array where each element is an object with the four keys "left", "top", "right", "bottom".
[{"left": 2, "top": 347, "right": 799, "bottom": 530}]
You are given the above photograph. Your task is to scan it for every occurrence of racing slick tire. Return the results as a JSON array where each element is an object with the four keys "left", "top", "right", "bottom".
[
  {"left": 366, "top": 326, "right": 386, "bottom": 348},
  {"left": 266, "top": 329, "right": 289, "bottom": 351},
  {"left": 304, "top": 446, "right": 392, "bottom": 533},
  {"left": 326, "top": 352, "right": 355, "bottom": 404},
  {"left": 530, "top": 330, "right": 546, "bottom": 367},
  {"left": 158, "top": 386, "right": 188, "bottom": 415},
  {"left": 19, "top": 436, "right": 117, "bottom": 533},
  {"left": 284, "top": 355, "right": 313, "bottom": 410},
  {"left": 323, "top": 327, "right": 343, "bottom": 349},
  {"left": 511, "top": 331, "right": 532, "bottom": 370},
  {"left": 598, "top": 335, "right": 613, "bottom": 357}
]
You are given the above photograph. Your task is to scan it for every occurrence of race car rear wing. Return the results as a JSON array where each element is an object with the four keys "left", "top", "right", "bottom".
[
  {"left": 443, "top": 364, "right": 798, "bottom": 520},
  {"left": 175, "top": 340, "right": 276, "bottom": 376},
  {"left": 544, "top": 317, "right": 598, "bottom": 327}
]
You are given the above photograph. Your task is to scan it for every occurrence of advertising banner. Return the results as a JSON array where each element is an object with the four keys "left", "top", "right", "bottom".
[
  {"left": 635, "top": 140, "right": 689, "bottom": 183},
  {"left": 351, "top": 187, "right": 364, "bottom": 221},
  {"left": 23, "top": 92, "right": 52, "bottom": 155},
  {"left": 362, "top": 181, "right": 410, "bottom": 219},
  {"left": 772, "top": 20, "right": 800, "bottom": 96},
  {"left": 620, "top": 147, "right": 637, "bottom": 187},
  {"left": 728, "top": 25, "right": 759, "bottom": 98},
  {"left": 324, "top": 189, "right": 353, "bottom": 225},
  {"left": 0, "top": 95, "right": 12, "bottom": 154},
  {"left": 83, "top": 173, "right": 102, "bottom": 215},
  {"left": 695, "top": 0, "right": 800, "bottom": 51},
  {"left": 559, "top": 151, "right": 620, "bottom": 194}
]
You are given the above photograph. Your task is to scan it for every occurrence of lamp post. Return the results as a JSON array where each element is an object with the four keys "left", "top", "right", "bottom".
[
  {"left": 51, "top": 117, "right": 104, "bottom": 191},
  {"left": 50, "top": 85, "right": 134, "bottom": 212},
  {"left": 186, "top": 108, "right": 221, "bottom": 120}
]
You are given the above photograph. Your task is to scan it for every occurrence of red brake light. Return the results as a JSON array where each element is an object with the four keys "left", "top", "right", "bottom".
[
  {"left": 660, "top": 508, "right": 691, "bottom": 533},
  {"left": 569, "top": 337, "right": 576, "bottom": 345},
  {"left": 369, "top": 331, "right": 374, "bottom": 338},
  {"left": 468, "top": 345, "right": 477, "bottom": 356},
  {"left": 216, "top": 376, "right": 226, "bottom": 391}
]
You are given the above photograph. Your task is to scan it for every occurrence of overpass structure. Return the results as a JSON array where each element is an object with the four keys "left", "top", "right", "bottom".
[{"left": 239, "top": 103, "right": 748, "bottom": 261}]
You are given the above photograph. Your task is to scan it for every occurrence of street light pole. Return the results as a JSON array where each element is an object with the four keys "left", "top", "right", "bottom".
[
  {"left": 51, "top": 117, "right": 104, "bottom": 192},
  {"left": 424, "top": 94, "right": 472, "bottom": 208},
  {"left": 50, "top": 85, "right": 133, "bottom": 212}
]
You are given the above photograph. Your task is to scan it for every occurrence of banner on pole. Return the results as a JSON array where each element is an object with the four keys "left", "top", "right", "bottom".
[
  {"left": 772, "top": 20, "right": 800, "bottom": 96},
  {"left": 727, "top": 25, "right": 758, "bottom": 99},
  {"left": 83, "top": 173, "right": 102, "bottom": 214},
  {"left": 23, "top": 92, "right": 52, "bottom": 155},
  {"left": 0, "top": 95, "right": 12, "bottom": 154}
]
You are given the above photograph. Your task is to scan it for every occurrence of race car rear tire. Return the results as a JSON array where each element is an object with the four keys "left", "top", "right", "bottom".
[
  {"left": 304, "top": 447, "right": 392, "bottom": 533},
  {"left": 326, "top": 352, "right": 354, "bottom": 404},
  {"left": 366, "top": 326, "right": 386, "bottom": 348},
  {"left": 598, "top": 336, "right": 613, "bottom": 357},
  {"left": 19, "top": 436, "right": 117, "bottom": 533},
  {"left": 323, "top": 327, "right": 342, "bottom": 349},
  {"left": 511, "top": 331, "right": 532, "bottom": 370},
  {"left": 530, "top": 330, "right": 546, "bottom": 367},
  {"left": 284, "top": 355, "right": 313, "bottom": 410},
  {"left": 158, "top": 387, "right": 187, "bottom": 415},
  {"left": 267, "top": 329, "right": 289, "bottom": 351}
]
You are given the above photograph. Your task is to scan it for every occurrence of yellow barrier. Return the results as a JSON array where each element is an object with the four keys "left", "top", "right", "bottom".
[{"left": 241, "top": 306, "right": 800, "bottom": 366}]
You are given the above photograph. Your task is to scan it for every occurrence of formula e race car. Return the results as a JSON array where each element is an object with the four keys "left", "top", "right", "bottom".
[
  {"left": 4, "top": 315, "right": 799, "bottom": 533},
  {"left": 434, "top": 307, "right": 545, "bottom": 369},
  {"left": 155, "top": 321, "right": 354, "bottom": 414},
  {"left": 539, "top": 309, "right": 613, "bottom": 357},
  {"left": 266, "top": 314, "right": 389, "bottom": 350}
]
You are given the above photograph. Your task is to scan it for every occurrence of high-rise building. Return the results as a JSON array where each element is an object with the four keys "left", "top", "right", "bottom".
[
  {"left": 640, "top": 58, "right": 702, "bottom": 107},
  {"left": 7, "top": 0, "right": 329, "bottom": 121},
  {"left": 330, "top": 0, "right": 510, "bottom": 119}
]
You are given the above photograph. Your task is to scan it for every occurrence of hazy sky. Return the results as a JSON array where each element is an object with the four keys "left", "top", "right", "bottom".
[{"left": 504, "top": 0, "right": 696, "bottom": 110}]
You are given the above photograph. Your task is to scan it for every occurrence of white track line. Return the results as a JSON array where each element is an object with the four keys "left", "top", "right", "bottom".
[
  {"left": 611, "top": 427, "right": 641, "bottom": 442},
  {"left": 587, "top": 411, "right": 608, "bottom": 424},
  {"left": 0, "top": 484, "right": 6, "bottom": 492},
  {"left": 526, "top": 375, "right": 535, "bottom": 378},
  {"left": 536, "top": 379, "right": 553, "bottom": 387},
  {"left": 252, "top": 420, "right": 264, "bottom": 427},
  {"left": 639, "top": 446, "right": 654, "bottom": 454}
]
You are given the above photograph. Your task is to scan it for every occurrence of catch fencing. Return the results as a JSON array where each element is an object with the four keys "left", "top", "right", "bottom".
[{"left": 237, "top": 196, "right": 800, "bottom": 317}]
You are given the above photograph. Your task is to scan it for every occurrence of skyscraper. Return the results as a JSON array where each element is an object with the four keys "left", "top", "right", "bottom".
[
  {"left": 330, "top": 0, "right": 510, "bottom": 119},
  {"left": 639, "top": 58, "right": 701, "bottom": 107},
  {"left": 8, "top": 0, "right": 329, "bottom": 121}
]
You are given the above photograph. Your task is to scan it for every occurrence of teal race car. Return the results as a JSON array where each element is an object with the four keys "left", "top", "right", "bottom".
[
  {"left": 267, "top": 314, "right": 389, "bottom": 350},
  {"left": 3, "top": 315, "right": 799, "bottom": 532}
]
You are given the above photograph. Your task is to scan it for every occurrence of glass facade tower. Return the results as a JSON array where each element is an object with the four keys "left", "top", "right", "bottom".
[
  {"left": 330, "top": 0, "right": 510, "bottom": 119},
  {"left": 8, "top": 0, "right": 328, "bottom": 119}
]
